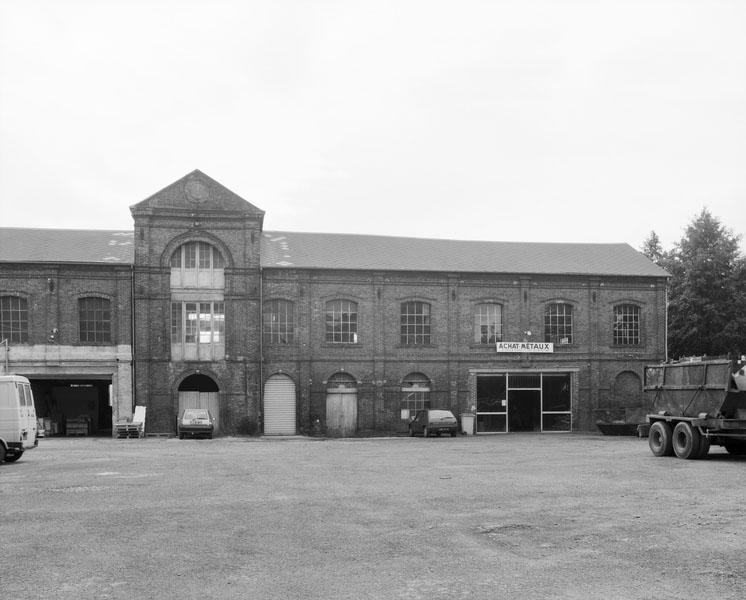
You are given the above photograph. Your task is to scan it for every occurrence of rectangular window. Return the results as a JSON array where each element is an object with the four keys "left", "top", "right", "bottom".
[
  {"left": 171, "top": 301, "right": 225, "bottom": 361},
  {"left": 614, "top": 305, "right": 640, "bottom": 345},
  {"left": 79, "top": 297, "right": 112, "bottom": 343},
  {"left": 544, "top": 303, "right": 573, "bottom": 345},
  {"left": 171, "top": 302, "right": 182, "bottom": 344},
  {"left": 1, "top": 296, "right": 29, "bottom": 343},
  {"left": 198, "top": 242, "right": 211, "bottom": 269},
  {"left": 185, "top": 302, "right": 198, "bottom": 343},
  {"left": 213, "top": 301, "right": 225, "bottom": 342},
  {"left": 326, "top": 300, "right": 358, "bottom": 343},
  {"left": 400, "top": 301, "right": 431, "bottom": 345},
  {"left": 263, "top": 300, "right": 295, "bottom": 344},
  {"left": 474, "top": 304, "right": 502, "bottom": 344},
  {"left": 184, "top": 243, "right": 197, "bottom": 269},
  {"left": 213, "top": 246, "right": 225, "bottom": 269}
]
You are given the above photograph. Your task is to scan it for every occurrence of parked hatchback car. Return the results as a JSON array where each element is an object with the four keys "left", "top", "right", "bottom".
[
  {"left": 178, "top": 408, "right": 214, "bottom": 439},
  {"left": 408, "top": 409, "right": 459, "bottom": 437}
]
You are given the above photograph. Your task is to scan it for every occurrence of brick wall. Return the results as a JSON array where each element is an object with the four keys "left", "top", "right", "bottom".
[
  {"left": 262, "top": 269, "right": 667, "bottom": 434},
  {"left": 130, "top": 205, "right": 264, "bottom": 433},
  {"left": 0, "top": 263, "right": 132, "bottom": 346}
]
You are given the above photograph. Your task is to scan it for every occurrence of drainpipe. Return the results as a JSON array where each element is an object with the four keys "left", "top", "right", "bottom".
[
  {"left": 664, "top": 280, "right": 669, "bottom": 362},
  {"left": 131, "top": 264, "right": 136, "bottom": 413},
  {"left": 1, "top": 338, "right": 8, "bottom": 374},
  {"left": 259, "top": 267, "right": 263, "bottom": 433}
]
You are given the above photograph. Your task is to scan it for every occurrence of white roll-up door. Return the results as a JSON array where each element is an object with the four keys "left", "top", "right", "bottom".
[{"left": 263, "top": 375, "right": 296, "bottom": 435}]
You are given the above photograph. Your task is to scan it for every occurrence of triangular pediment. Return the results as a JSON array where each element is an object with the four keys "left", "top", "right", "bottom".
[{"left": 130, "top": 170, "right": 265, "bottom": 218}]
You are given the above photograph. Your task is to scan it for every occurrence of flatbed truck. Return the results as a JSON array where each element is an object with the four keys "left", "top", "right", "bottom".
[{"left": 646, "top": 357, "right": 746, "bottom": 459}]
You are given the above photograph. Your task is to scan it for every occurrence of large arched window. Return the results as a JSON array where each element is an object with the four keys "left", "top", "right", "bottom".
[
  {"left": 613, "top": 304, "right": 641, "bottom": 346},
  {"left": 325, "top": 300, "right": 358, "bottom": 343},
  {"left": 0, "top": 296, "right": 28, "bottom": 343},
  {"left": 263, "top": 300, "right": 295, "bottom": 345},
  {"left": 474, "top": 303, "right": 502, "bottom": 344},
  {"left": 169, "top": 240, "right": 226, "bottom": 361},
  {"left": 400, "top": 301, "right": 431, "bottom": 345},
  {"left": 170, "top": 241, "right": 225, "bottom": 289},
  {"left": 78, "top": 297, "right": 111, "bottom": 343}
]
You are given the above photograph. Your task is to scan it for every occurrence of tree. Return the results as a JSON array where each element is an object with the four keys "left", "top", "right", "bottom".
[
  {"left": 640, "top": 231, "right": 665, "bottom": 265},
  {"left": 666, "top": 209, "right": 746, "bottom": 358}
]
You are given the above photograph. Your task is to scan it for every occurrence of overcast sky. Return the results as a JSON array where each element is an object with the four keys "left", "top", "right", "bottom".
[{"left": 1, "top": 0, "right": 744, "bottom": 252}]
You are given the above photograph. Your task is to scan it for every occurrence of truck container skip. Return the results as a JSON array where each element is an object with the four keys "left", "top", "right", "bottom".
[{"left": 645, "top": 357, "right": 746, "bottom": 459}]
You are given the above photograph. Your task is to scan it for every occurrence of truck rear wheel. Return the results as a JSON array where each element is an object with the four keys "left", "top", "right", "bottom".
[
  {"left": 672, "top": 422, "right": 701, "bottom": 459},
  {"left": 649, "top": 421, "right": 673, "bottom": 457},
  {"left": 695, "top": 435, "right": 710, "bottom": 459}
]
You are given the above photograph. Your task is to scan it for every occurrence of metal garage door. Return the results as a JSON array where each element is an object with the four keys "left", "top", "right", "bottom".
[
  {"left": 263, "top": 375, "right": 296, "bottom": 435},
  {"left": 178, "top": 391, "right": 220, "bottom": 434}
]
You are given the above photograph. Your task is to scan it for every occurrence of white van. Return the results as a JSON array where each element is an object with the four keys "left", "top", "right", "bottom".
[{"left": 0, "top": 375, "right": 39, "bottom": 463}]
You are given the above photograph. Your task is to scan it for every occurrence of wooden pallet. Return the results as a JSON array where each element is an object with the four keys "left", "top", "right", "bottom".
[
  {"left": 115, "top": 423, "right": 143, "bottom": 439},
  {"left": 66, "top": 418, "right": 90, "bottom": 436}
]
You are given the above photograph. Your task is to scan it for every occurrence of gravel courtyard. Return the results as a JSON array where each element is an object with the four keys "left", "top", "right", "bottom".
[{"left": 2, "top": 434, "right": 745, "bottom": 599}]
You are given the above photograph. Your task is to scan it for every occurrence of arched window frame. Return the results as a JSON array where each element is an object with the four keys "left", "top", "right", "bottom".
[
  {"left": 544, "top": 302, "right": 574, "bottom": 345},
  {"left": 613, "top": 303, "right": 642, "bottom": 346},
  {"left": 400, "top": 372, "right": 431, "bottom": 419},
  {"left": 325, "top": 299, "right": 359, "bottom": 344},
  {"left": 0, "top": 295, "right": 29, "bottom": 343},
  {"left": 78, "top": 295, "right": 112, "bottom": 344},
  {"left": 400, "top": 300, "right": 431, "bottom": 346},
  {"left": 263, "top": 299, "right": 296, "bottom": 345},
  {"left": 473, "top": 302, "right": 503, "bottom": 344},
  {"left": 169, "top": 240, "right": 226, "bottom": 289},
  {"left": 326, "top": 372, "right": 358, "bottom": 390}
]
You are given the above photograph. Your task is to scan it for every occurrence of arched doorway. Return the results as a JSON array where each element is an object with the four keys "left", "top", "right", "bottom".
[
  {"left": 401, "top": 372, "right": 431, "bottom": 421},
  {"left": 325, "top": 372, "right": 357, "bottom": 437},
  {"left": 263, "top": 374, "right": 296, "bottom": 435},
  {"left": 178, "top": 374, "right": 220, "bottom": 434},
  {"left": 613, "top": 371, "right": 642, "bottom": 408}
]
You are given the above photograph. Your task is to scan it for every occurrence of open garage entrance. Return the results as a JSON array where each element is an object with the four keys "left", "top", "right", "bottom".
[
  {"left": 475, "top": 372, "right": 572, "bottom": 433},
  {"left": 178, "top": 374, "right": 220, "bottom": 435},
  {"left": 29, "top": 378, "right": 112, "bottom": 437}
]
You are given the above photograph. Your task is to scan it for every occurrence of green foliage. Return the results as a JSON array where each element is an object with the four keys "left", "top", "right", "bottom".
[
  {"left": 641, "top": 231, "right": 665, "bottom": 265},
  {"left": 653, "top": 209, "right": 746, "bottom": 358}
]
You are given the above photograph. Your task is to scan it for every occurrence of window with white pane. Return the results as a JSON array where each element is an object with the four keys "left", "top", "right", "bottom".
[
  {"left": 170, "top": 241, "right": 225, "bottom": 289},
  {"left": 1, "top": 295, "right": 28, "bottom": 343},
  {"left": 171, "top": 301, "right": 225, "bottom": 361},
  {"left": 400, "top": 372, "right": 431, "bottom": 420},
  {"left": 613, "top": 304, "right": 641, "bottom": 346},
  {"left": 326, "top": 300, "right": 358, "bottom": 343},
  {"left": 474, "top": 303, "right": 503, "bottom": 344},
  {"left": 544, "top": 303, "right": 573, "bottom": 345},
  {"left": 400, "top": 301, "right": 431, "bottom": 345},
  {"left": 169, "top": 239, "right": 226, "bottom": 361}
]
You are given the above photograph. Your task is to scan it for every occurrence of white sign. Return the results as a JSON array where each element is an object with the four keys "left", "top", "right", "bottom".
[{"left": 496, "top": 341, "right": 554, "bottom": 353}]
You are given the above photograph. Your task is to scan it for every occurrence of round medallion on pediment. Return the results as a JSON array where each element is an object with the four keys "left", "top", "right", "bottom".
[{"left": 184, "top": 180, "right": 209, "bottom": 204}]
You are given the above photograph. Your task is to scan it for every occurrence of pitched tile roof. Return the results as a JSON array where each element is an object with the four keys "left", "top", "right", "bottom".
[
  {"left": 260, "top": 231, "right": 669, "bottom": 277},
  {"left": 0, "top": 228, "right": 134, "bottom": 264},
  {"left": 0, "top": 227, "right": 668, "bottom": 277}
]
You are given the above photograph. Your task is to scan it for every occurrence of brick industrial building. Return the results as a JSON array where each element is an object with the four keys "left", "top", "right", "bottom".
[{"left": 0, "top": 171, "right": 669, "bottom": 436}]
